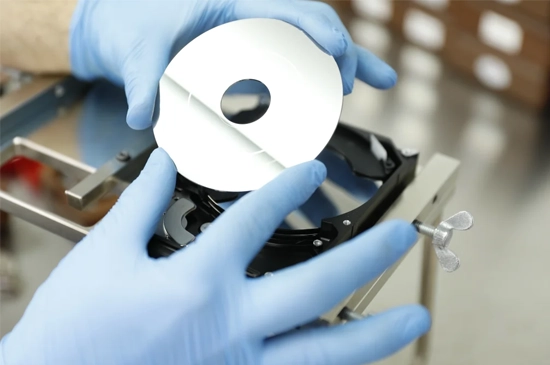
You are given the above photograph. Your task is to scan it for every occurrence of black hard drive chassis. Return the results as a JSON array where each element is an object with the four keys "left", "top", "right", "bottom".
[{"left": 147, "top": 118, "right": 418, "bottom": 278}]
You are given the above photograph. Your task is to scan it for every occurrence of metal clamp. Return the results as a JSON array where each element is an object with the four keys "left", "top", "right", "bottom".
[
  {"left": 65, "top": 144, "right": 155, "bottom": 210},
  {"left": 414, "top": 211, "right": 474, "bottom": 272},
  {"left": 0, "top": 137, "right": 94, "bottom": 242}
]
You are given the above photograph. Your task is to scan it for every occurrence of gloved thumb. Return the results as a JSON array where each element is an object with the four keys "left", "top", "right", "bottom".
[
  {"left": 123, "top": 44, "right": 169, "bottom": 130},
  {"left": 93, "top": 149, "right": 176, "bottom": 253}
]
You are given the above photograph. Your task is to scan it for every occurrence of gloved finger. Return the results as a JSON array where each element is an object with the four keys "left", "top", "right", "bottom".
[
  {"left": 92, "top": 148, "right": 176, "bottom": 252},
  {"left": 308, "top": 0, "right": 396, "bottom": 91},
  {"left": 317, "top": 150, "right": 378, "bottom": 202},
  {"left": 247, "top": 220, "right": 417, "bottom": 335},
  {"left": 262, "top": 305, "right": 431, "bottom": 365},
  {"left": 355, "top": 46, "right": 398, "bottom": 89},
  {"left": 313, "top": 4, "right": 357, "bottom": 94},
  {"left": 176, "top": 161, "right": 327, "bottom": 270},
  {"left": 232, "top": 0, "right": 348, "bottom": 57},
  {"left": 335, "top": 42, "right": 357, "bottom": 95},
  {"left": 123, "top": 43, "right": 169, "bottom": 130}
]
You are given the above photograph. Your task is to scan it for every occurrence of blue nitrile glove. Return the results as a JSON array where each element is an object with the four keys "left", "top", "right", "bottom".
[
  {"left": 69, "top": 0, "right": 398, "bottom": 130},
  {"left": 0, "top": 149, "right": 430, "bottom": 365}
]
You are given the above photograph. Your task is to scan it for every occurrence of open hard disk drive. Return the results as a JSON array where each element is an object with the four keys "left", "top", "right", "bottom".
[
  {"left": 148, "top": 105, "right": 472, "bottom": 280},
  {"left": 144, "top": 18, "right": 474, "bottom": 281},
  {"left": 148, "top": 106, "right": 419, "bottom": 277}
]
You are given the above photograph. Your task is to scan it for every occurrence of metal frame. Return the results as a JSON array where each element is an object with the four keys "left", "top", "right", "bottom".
[
  {"left": 0, "top": 137, "right": 94, "bottom": 242},
  {"left": 414, "top": 216, "right": 440, "bottom": 365},
  {"left": 65, "top": 143, "right": 155, "bottom": 210},
  {"left": 0, "top": 76, "right": 88, "bottom": 148},
  {"left": 0, "top": 77, "right": 463, "bottom": 365}
]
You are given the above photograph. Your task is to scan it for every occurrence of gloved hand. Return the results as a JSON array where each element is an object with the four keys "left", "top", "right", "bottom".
[
  {"left": 69, "top": 0, "right": 398, "bottom": 130},
  {"left": 0, "top": 149, "right": 430, "bottom": 365}
]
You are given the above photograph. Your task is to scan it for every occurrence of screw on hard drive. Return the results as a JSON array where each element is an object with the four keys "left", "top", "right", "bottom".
[
  {"left": 343, "top": 220, "right": 351, "bottom": 226},
  {"left": 383, "top": 159, "right": 396, "bottom": 173},
  {"left": 313, "top": 239, "right": 323, "bottom": 247},
  {"left": 54, "top": 85, "right": 65, "bottom": 98},
  {"left": 414, "top": 211, "right": 474, "bottom": 272},
  {"left": 116, "top": 150, "right": 131, "bottom": 162}
]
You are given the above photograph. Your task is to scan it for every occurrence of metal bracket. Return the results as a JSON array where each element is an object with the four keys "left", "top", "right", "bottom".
[
  {"left": 0, "top": 76, "right": 89, "bottom": 148},
  {"left": 64, "top": 144, "right": 156, "bottom": 210}
]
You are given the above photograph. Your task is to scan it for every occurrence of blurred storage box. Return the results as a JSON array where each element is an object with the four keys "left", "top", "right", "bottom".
[
  {"left": 443, "top": 23, "right": 549, "bottom": 109},
  {"left": 350, "top": 0, "right": 550, "bottom": 111},
  {"left": 449, "top": 1, "right": 550, "bottom": 68},
  {"left": 493, "top": 0, "right": 550, "bottom": 23}
]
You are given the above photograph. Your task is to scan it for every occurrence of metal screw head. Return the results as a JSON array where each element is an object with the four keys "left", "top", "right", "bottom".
[
  {"left": 401, "top": 148, "right": 419, "bottom": 157},
  {"left": 200, "top": 223, "right": 210, "bottom": 232},
  {"left": 343, "top": 220, "right": 351, "bottom": 226},
  {"left": 116, "top": 151, "right": 130, "bottom": 162},
  {"left": 313, "top": 239, "right": 323, "bottom": 247},
  {"left": 54, "top": 85, "right": 65, "bottom": 98}
]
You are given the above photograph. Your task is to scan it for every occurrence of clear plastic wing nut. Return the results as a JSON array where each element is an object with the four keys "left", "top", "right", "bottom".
[{"left": 414, "top": 211, "right": 474, "bottom": 273}]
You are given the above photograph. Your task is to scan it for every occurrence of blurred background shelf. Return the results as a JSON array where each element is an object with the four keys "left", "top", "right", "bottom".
[{"left": 343, "top": 0, "right": 550, "bottom": 112}]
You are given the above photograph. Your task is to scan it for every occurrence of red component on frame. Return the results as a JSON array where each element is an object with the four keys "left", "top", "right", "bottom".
[{"left": 0, "top": 156, "right": 44, "bottom": 191}]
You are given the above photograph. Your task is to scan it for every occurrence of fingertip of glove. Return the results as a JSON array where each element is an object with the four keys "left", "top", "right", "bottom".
[
  {"left": 301, "top": 14, "right": 347, "bottom": 57},
  {"left": 126, "top": 106, "right": 153, "bottom": 130},
  {"left": 379, "top": 220, "right": 418, "bottom": 252},
  {"left": 310, "top": 159, "right": 328, "bottom": 185},
  {"left": 382, "top": 67, "right": 398, "bottom": 89},
  {"left": 284, "top": 160, "right": 326, "bottom": 190},
  {"left": 343, "top": 78, "right": 355, "bottom": 95},
  {"left": 147, "top": 147, "right": 168, "bottom": 162},
  {"left": 145, "top": 148, "right": 176, "bottom": 176},
  {"left": 370, "top": 66, "right": 397, "bottom": 90},
  {"left": 400, "top": 305, "right": 432, "bottom": 339},
  {"left": 401, "top": 220, "right": 419, "bottom": 247}
]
